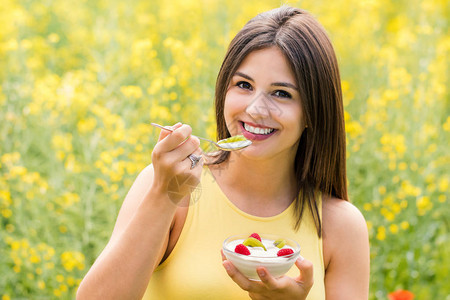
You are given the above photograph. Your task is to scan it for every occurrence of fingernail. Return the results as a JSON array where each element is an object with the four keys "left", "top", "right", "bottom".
[
  {"left": 298, "top": 255, "right": 305, "bottom": 262},
  {"left": 258, "top": 269, "right": 265, "bottom": 277}
]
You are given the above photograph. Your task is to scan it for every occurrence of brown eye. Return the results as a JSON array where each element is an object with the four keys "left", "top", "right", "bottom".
[
  {"left": 273, "top": 90, "right": 292, "bottom": 99},
  {"left": 237, "top": 81, "right": 252, "bottom": 90}
]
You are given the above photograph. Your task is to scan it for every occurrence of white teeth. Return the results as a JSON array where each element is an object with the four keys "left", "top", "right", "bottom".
[{"left": 244, "top": 123, "right": 275, "bottom": 135}]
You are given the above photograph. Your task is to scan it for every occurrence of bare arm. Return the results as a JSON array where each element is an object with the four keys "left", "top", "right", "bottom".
[
  {"left": 323, "top": 198, "right": 370, "bottom": 299},
  {"left": 76, "top": 124, "right": 202, "bottom": 299}
]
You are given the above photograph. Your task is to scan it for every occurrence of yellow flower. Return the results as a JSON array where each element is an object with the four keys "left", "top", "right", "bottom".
[
  {"left": 389, "top": 224, "right": 399, "bottom": 234},
  {"left": 61, "top": 251, "right": 85, "bottom": 271},
  {"left": 30, "top": 254, "right": 41, "bottom": 264},
  {"left": 1, "top": 152, "right": 21, "bottom": 165},
  {"left": 401, "top": 221, "right": 410, "bottom": 230},
  {"left": 56, "top": 274, "right": 65, "bottom": 283},
  {"left": 149, "top": 104, "right": 172, "bottom": 123},
  {"left": 59, "top": 225, "right": 68, "bottom": 233},
  {"left": 65, "top": 154, "right": 81, "bottom": 173},
  {"left": 443, "top": 116, "right": 450, "bottom": 131},
  {"left": 0, "top": 190, "right": 12, "bottom": 206},
  {"left": 363, "top": 203, "right": 372, "bottom": 211},
  {"left": 169, "top": 91, "right": 178, "bottom": 101},
  {"left": 425, "top": 143, "right": 437, "bottom": 154},
  {"left": 391, "top": 203, "right": 401, "bottom": 214},
  {"left": 77, "top": 117, "right": 97, "bottom": 133},
  {"left": 11, "top": 241, "right": 20, "bottom": 251},
  {"left": 67, "top": 276, "right": 76, "bottom": 286},
  {"left": 382, "top": 195, "right": 394, "bottom": 206},
  {"left": 381, "top": 208, "right": 395, "bottom": 221},
  {"left": 38, "top": 280, "right": 45, "bottom": 289},
  {"left": 60, "top": 192, "right": 80, "bottom": 207},
  {"left": 1, "top": 208, "right": 12, "bottom": 218},
  {"left": 51, "top": 133, "right": 73, "bottom": 152},
  {"left": 6, "top": 224, "right": 14, "bottom": 232},
  {"left": 366, "top": 221, "right": 373, "bottom": 231},
  {"left": 376, "top": 226, "right": 386, "bottom": 241},
  {"left": 48, "top": 33, "right": 60, "bottom": 43},
  {"left": 401, "top": 180, "right": 421, "bottom": 197},
  {"left": 416, "top": 196, "right": 433, "bottom": 216},
  {"left": 438, "top": 177, "right": 449, "bottom": 191},
  {"left": 346, "top": 120, "right": 363, "bottom": 138},
  {"left": 344, "top": 111, "right": 350, "bottom": 122},
  {"left": 120, "top": 85, "right": 143, "bottom": 98},
  {"left": 341, "top": 80, "right": 354, "bottom": 105},
  {"left": 147, "top": 78, "right": 163, "bottom": 95},
  {"left": 9, "top": 166, "right": 27, "bottom": 178}
]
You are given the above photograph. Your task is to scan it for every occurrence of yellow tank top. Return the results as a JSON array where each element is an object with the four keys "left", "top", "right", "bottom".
[{"left": 143, "top": 166, "right": 325, "bottom": 299}]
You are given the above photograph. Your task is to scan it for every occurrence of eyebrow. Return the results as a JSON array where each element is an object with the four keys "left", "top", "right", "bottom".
[{"left": 234, "top": 71, "right": 299, "bottom": 91}]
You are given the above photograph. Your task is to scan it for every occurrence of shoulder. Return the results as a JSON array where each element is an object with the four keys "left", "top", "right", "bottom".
[
  {"left": 322, "top": 196, "right": 367, "bottom": 232},
  {"left": 322, "top": 196, "right": 369, "bottom": 266},
  {"left": 322, "top": 196, "right": 370, "bottom": 298}
]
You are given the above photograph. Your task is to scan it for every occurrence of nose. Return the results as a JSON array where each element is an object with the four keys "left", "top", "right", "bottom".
[{"left": 245, "top": 91, "right": 277, "bottom": 119}]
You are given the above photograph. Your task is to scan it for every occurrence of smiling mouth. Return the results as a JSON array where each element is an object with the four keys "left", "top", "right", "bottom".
[{"left": 242, "top": 122, "right": 276, "bottom": 135}]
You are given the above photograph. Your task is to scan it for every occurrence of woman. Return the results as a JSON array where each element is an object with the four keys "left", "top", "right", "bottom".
[{"left": 77, "top": 6, "right": 370, "bottom": 299}]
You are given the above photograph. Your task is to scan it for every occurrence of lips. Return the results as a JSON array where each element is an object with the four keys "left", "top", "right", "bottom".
[{"left": 240, "top": 121, "right": 277, "bottom": 141}]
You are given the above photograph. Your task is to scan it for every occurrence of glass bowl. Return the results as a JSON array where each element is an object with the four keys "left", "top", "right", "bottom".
[{"left": 222, "top": 234, "right": 301, "bottom": 280}]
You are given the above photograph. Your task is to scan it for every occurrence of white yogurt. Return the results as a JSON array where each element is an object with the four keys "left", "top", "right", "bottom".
[
  {"left": 226, "top": 238, "right": 294, "bottom": 259},
  {"left": 217, "top": 140, "right": 252, "bottom": 150}
]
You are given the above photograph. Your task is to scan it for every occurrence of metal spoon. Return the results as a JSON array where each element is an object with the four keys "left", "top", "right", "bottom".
[{"left": 151, "top": 123, "right": 252, "bottom": 151}]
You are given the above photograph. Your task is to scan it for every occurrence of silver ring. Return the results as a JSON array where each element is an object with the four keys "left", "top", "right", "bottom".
[{"left": 188, "top": 154, "right": 202, "bottom": 169}]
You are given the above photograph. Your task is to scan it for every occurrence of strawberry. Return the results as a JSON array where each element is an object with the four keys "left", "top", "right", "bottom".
[
  {"left": 235, "top": 244, "right": 251, "bottom": 255},
  {"left": 277, "top": 248, "right": 294, "bottom": 257},
  {"left": 249, "top": 233, "right": 261, "bottom": 242}
]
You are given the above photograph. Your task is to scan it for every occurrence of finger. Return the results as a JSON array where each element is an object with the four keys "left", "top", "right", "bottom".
[
  {"left": 155, "top": 136, "right": 201, "bottom": 175},
  {"left": 157, "top": 124, "right": 193, "bottom": 151},
  {"left": 256, "top": 266, "right": 279, "bottom": 289},
  {"left": 157, "top": 122, "right": 182, "bottom": 142},
  {"left": 184, "top": 148, "right": 204, "bottom": 171},
  {"left": 220, "top": 249, "right": 227, "bottom": 262},
  {"left": 295, "top": 256, "right": 314, "bottom": 287},
  {"left": 222, "top": 260, "right": 257, "bottom": 292},
  {"left": 170, "top": 136, "right": 201, "bottom": 165}
]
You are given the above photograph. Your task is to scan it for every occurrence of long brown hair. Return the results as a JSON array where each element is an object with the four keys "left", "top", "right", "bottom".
[{"left": 213, "top": 6, "right": 347, "bottom": 237}]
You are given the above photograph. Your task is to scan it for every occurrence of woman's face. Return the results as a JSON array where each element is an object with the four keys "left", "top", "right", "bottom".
[{"left": 224, "top": 46, "right": 306, "bottom": 161}]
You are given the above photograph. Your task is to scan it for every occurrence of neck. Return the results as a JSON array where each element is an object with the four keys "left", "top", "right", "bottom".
[{"left": 213, "top": 152, "right": 298, "bottom": 211}]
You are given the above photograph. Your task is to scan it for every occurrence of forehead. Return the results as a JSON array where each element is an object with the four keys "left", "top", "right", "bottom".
[{"left": 235, "top": 47, "right": 296, "bottom": 83}]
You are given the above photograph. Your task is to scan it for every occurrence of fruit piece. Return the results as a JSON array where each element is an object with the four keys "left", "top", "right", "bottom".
[
  {"left": 277, "top": 248, "right": 294, "bottom": 257},
  {"left": 235, "top": 244, "right": 251, "bottom": 255},
  {"left": 273, "top": 238, "right": 286, "bottom": 248},
  {"left": 249, "top": 233, "right": 261, "bottom": 242},
  {"left": 243, "top": 237, "right": 267, "bottom": 251}
]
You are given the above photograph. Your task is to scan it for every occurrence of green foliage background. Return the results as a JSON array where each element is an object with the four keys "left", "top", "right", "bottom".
[{"left": 1, "top": 0, "right": 449, "bottom": 298}]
